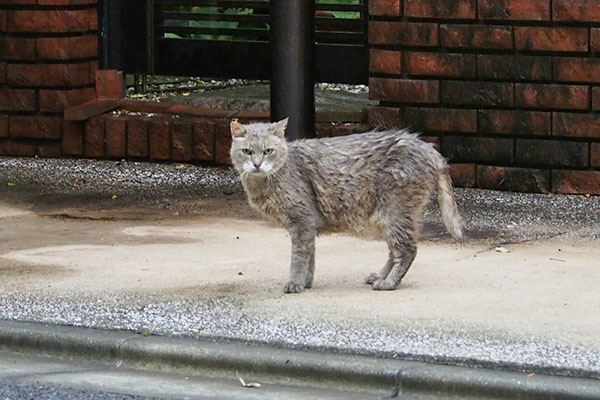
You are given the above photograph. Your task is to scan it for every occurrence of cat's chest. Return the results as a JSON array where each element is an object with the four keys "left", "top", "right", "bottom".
[
  {"left": 253, "top": 193, "right": 282, "bottom": 216},
  {"left": 244, "top": 182, "right": 285, "bottom": 219}
]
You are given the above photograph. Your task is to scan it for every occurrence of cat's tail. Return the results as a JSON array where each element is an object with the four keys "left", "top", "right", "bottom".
[{"left": 436, "top": 169, "right": 464, "bottom": 241}]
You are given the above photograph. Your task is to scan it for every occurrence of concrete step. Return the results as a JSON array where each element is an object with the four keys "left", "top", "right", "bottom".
[{"left": 1, "top": 320, "right": 599, "bottom": 400}]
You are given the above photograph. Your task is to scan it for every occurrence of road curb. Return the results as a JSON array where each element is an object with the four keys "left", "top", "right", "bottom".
[{"left": 1, "top": 320, "right": 600, "bottom": 399}]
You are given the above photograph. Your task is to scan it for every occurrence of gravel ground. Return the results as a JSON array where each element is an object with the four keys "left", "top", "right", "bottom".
[
  {"left": 0, "top": 157, "right": 240, "bottom": 199},
  {"left": 1, "top": 156, "right": 599, "bottom": 242},
  {"left": 0, "top": 157, "right": 246, "bottom": 219}
]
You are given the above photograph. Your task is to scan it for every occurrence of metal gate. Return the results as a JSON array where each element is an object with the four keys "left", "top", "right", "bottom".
[{"left": 101, "top": 0, "right": 369, "bottom": 84}]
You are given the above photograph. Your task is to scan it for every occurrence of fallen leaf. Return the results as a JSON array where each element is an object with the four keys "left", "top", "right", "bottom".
[
  {"left": 236, "top": 371, "right": 261, "bottom": 388},
  {"left": 7, "top": 182, "right": 15, "bottom": 187},
  {"left": 112, "top": 194, "right": 118, "bottom": 200}
]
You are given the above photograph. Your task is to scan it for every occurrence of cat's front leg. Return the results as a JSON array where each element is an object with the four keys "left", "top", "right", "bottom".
[
  {"left": 304, "top": 248, "right": 316, "bottom": 289},
  {"left": 283, "top": 226, "right": 316, "bottom": 294}
]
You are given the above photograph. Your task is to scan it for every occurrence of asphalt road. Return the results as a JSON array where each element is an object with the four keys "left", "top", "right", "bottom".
[
  {"left": 0, "top": 350, "right": 379, "bottom": 400},
  {"left": 0, "top": 381, "right": 161, "bottom": 400}
]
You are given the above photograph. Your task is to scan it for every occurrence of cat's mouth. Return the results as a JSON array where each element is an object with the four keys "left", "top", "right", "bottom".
[
  {"left": 257, "top": 169, "right": 277, "bottom": 177},
  {"left": 243, "top": 167, "right": 268, "bottom": 176}
]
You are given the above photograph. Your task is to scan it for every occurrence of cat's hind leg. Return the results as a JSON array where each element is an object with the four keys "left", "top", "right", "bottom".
[
  {"left": 371, "top": 216, "right": 418, "bottom": 291},
  {"left": 364, "top": 251, "right": 393, "bottom": 284},
  {"left": 371, "top": 242, "right": 416, "bottom": 290}
]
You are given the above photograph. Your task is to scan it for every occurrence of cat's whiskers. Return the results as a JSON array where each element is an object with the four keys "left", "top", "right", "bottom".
[
  {"left": 267, "top": 168, "right": 283, "bottom": 185},
  {"left": 239, "top": 169, "right": 251, "bottom": 185}
]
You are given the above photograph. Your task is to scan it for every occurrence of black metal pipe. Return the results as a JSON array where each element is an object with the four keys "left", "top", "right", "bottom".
[
  {"left": 99, "top": 0, "right": 123, "bottom": 70},
  {"left": 270, "top": 0, "right": 316, "bottom": 140}
]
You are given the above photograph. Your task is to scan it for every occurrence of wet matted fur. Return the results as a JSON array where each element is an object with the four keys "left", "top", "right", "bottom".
[{"left": 230, "top": 118, "right": 464, "bottom": 293}]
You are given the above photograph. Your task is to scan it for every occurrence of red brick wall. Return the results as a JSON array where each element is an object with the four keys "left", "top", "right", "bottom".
[
  {"left": 368, "top": 0, "right": 600, "bottom": 194},
  {"left": 63, "top": 113, "right": 367, "bottom": 165},
  {"left": 68, "top": 115, "right": 230, "bottom": 164},
  {"left": 0, "top": 0, "right": 98, "bottom": 157}
]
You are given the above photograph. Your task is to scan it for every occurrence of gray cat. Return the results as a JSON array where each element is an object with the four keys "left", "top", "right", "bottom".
[{"left": 230, "top": 118, "right": 464, "bottom": 293}]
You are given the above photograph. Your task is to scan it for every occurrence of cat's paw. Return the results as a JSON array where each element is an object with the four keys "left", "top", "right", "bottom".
[
  {"left": 283, "top": 281, "right": 305, "bottom": 294},
  {"left": 371, "top": 279, "right": 398, "bottom": 291},
  {"left": 304, "top": 276, "right": 313, "bottom": 289},
  {"left": 364, "top": 273, "right": 380, "bottom": 284}
]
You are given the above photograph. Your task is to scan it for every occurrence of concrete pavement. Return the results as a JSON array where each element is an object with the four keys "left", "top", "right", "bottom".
[
  {"left": 1, "top": 202, "right": 600, "bottom": 376},
  {"left": 1, "top": 156, "right": 600, "bottom": 396}
]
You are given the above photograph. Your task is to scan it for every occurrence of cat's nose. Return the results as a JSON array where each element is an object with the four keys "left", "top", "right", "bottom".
[{"left": 253, "top": 162, "right": 262, "bottom": 170}]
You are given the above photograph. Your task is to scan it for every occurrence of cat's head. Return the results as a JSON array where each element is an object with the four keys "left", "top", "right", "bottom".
[{"left": 229, "top": 118, "right": 289, "bottom": 176}]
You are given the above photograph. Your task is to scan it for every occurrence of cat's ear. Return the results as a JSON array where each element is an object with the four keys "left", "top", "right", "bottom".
[
  {"left": 230, "top": 119, "right": 247, "bottom": 138},
  {"left": 271, "top": 117, "right": 289, "bottom": 138}
]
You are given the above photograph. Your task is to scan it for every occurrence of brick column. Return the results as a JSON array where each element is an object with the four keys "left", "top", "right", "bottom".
[
  {"left": 368, "top": 0, "right": 600, "bottom": 195},
  {"left": 0, "top": 0, "right": 99, "bottom": 157}
]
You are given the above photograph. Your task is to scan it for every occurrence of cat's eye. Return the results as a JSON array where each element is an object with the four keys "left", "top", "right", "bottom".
[
  {"left": 264, "top": 149, "right": 274, "bottom": 155},
  {"left": 241, "top": 149, "right": 253, "bottom": 156}
]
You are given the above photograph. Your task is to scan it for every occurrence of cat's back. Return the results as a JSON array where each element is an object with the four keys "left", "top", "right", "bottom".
[
  {"left": 289, "top": 128, "right": 441, "bottom": 173},
  {"left": 292, "top": 129, "right": 398, "bottom": 152},
  {"left": 284, "top": 129, "right": 442, "bottom": 232}
]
